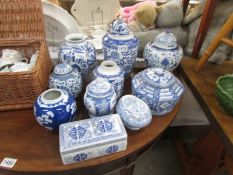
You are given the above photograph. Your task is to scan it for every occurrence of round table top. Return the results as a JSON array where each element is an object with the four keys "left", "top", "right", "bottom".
[{"left": 0, "top": 78, "right": 182, "bottom": 174}]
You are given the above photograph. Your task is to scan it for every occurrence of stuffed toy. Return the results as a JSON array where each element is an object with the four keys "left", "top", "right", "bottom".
[
  {"left": 156, "top": 0, "right": 183, "bottom": 28},
  {"left": 183, "top": 3, "right": 204, "bottom": 25},
  {"left": 128, "top": 4, "right": 159, "bottom": 32},
  {"left": 118, "top": 0, "right": 157, "bottom": 24}
]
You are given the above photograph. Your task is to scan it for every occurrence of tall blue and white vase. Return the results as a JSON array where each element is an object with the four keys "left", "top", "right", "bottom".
[
  {"left": 59, "top": 33, "right": 96, "bottom": 76},
  {"left": 93, "top": 60, "right": 124, "bottom": 98},
  {"left": 144, "top": 31, "right": 183, "bottom": 71},
  {"left": 132, "top": 67, "right": 184, "bottom": 115},
  {"left": 84, "top": 78, "right": 117, "bottom": 118},
  {"left": 103, "top": 19, "right": 139, "bottom": 77},
  {"left": 34, "top": 89, "right": 77, "bottom": 130},
  {"left": 49, "top": 63, "right": 82, "bottom": 98}
]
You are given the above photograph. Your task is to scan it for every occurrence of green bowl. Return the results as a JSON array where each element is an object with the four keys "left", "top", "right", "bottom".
[{"left": 216, "top": 74, "right": 233, "bottom": 116}]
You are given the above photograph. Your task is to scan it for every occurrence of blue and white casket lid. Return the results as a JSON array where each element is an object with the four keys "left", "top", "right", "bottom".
[
  {"left": 86, "top": 78, "right": 114, "bottom": 97},
  {"left": 59, "top": 114, "right": 127, "bottom": 154},
  {"left": 120, "top": 95, "right": 150, "bottom": 116},
  {"left": 116, "top": 95, "right": 152, "bottom": 130},
  {"left": 153, "top": 31, "right": 178, "bottom": 49}
]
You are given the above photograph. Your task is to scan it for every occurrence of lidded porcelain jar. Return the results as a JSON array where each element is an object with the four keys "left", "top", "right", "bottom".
[
  {"left": 49, "top": 63, "right": 82, "bottom": 97},
  {"left": 144, "top": 31, "right": 183, "bottom": 71},
  {"left": 116, "top": 95, "right": 152, "bottom": 130},
  {"left": 132, "top": 67, "right": 184, "bottom": 115},
  {"left": 84, "top": 78, "right": 117, "bottom": 117},
  {"left": 59, "top": 33, "right": 96, "bottom": 76},
  {"left": 103, "top": 19, "right": 139, "bottom": 77},
  {"left": 93, "top": 60, "right": 124, "bottom": 98},
  {"left": 34, "top": 89, "right": 77, "bottom": 130}
]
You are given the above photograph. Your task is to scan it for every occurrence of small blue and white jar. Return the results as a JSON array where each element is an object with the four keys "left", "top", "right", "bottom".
[
  {"left": 49, "top": 63, "right": 82, "bottom": 98},
  {"left": 34, "top": 89, "right": 77, "bottom": 130},
  {"left": 132, "top": 67, "right": 184, "bottom": 115},
  {"left": 144, "top": 31, "right": 183, "bottom": 71},
  {"left": 93, "top": 60, "right": 124, "bottom": 98},
  {"left": 116, "top": 95, "right": 152, "bottom": 130},
  {"left": 84, "top": 78, "right": 117, "bottom": 118},
  {"left": 59, "top": 33, "right": 96, "bottom": 76},
  {"left": 103, "top": 19, "right": 139, "bottom": 77}
]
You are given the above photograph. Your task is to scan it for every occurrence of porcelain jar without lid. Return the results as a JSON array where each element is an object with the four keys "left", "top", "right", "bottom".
[
  {"left": 132, "top": 67, "right": 184, "bottom": 115},
  {"left": 143, "top": 31, "right": 183, "bottom": 71},
  {"left": 34, "top": 89, "right": 77, "bottom": 130},
  {"left": 116, "top": 95, "right": 152, "bottom": 130},
  {"left": 49, "top": 63, "right": 82, "bottom": 97},
  {"left": 59, "top": 33, "right": 96, "bottom": 76},
  {"left": 103, "top": 19, "right": 139, "bottom": 77},
  {"left": 93, "top": 60, "right": 124, "bottom": 98},
  {"left": 84, "top": 78, "right": 117, "bottom": 118}
]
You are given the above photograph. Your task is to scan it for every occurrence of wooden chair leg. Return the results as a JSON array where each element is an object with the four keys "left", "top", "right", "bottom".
[
  {"left": 191, "top": 0, "right": 218, "bottom": 58},
  {"left": 194, "top": 13, "right": 233, "bottom": 72},
  {"left": 225, "top": 154, "right": 233, "bottom": 175},
  {"left": 174, "top": 130, "right": 225, "bottom": 175}
]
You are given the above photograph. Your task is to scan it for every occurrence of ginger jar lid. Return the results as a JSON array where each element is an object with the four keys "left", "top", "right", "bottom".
[
  {"left": 87, "top": 78, "right": 114, "bottom": 97},
  {"left": 54, "top": 63, "right": 72, "bottom": 75},
  {"left": 109, "top": 19, "right": 131, "bottom": 35},
  {"left": 143, "top": 67, "right": 175, "bottom": 88},
  {"left": 153, "top": 31, "right": 178, "bottom": 49}
]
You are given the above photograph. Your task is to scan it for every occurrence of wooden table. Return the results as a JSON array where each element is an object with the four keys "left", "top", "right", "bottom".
[
  {"left": 180, "top": 58, "right": 233, "bottom": 156},
  {"left": 0, "top": 77, "right": 182, "bottom": 175},
  {"left": 176, "top": 58, "right": 233, "bottom": 175}
]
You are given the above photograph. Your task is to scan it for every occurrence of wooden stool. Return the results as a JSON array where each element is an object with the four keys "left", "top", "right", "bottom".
[{"left": 194, "top": 13, "right": 233, "bottom": 72}]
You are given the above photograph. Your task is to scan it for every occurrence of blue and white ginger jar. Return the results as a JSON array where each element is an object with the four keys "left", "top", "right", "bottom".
[
  {"left": 59, "top": 33, "right": 96, "bottom": 76},
  {"left": 144, "top": 31, "right": 183, "bottom": 71},
  {"left": 93, "top": 60, "right": 124, "bottom": 98},
  {"left": 49, "top": 63, "right": 82, "bottom": 97},
  {"left": 34, "top": 89, "right": 77, "bottom": 130},
  {"left": 132, "top": 67, "right": 184, "bottom": 115},
  {"left": 103, "top": 19, "right": 139, "bottom": 77},
  {"left": 116, "top": 95, "right": 152, "bottom": 130},
  {"left": 84, "top": 78, "right": 117, "bottom": 117}
]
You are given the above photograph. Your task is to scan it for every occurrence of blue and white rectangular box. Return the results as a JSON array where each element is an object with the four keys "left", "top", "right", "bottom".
[{"left": 59, "top": 114, "right": 128, "bottom": 165}]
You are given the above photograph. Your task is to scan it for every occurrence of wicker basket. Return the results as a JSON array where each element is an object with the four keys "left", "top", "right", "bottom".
[{"left": 0, "top": 0, "right": 53, "bottom": 111}]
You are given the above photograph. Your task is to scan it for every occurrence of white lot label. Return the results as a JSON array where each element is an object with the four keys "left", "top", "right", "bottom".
[
  {"left": 0, "top": 158, "right": 17, "bottom": 168},
  {"left": 118, "top": 46, "right": 128, "bottom": 52}
]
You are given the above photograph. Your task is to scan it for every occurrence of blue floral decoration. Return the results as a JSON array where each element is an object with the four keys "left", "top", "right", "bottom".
[
  {"left": 69, "top": 126, "right": 86, "bottom": 140},
  {"left": 73, "top": 153, "right": 87, "bottom": 162},
  {"left": 97, "top": 120, "right": 113, "bottom": 132},
  {"left": 106, "top": 145, "right": 119, "bottom": 154}
]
